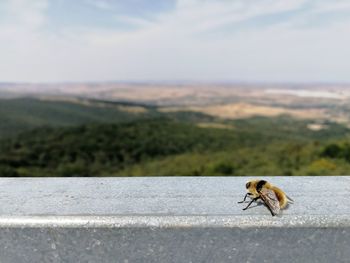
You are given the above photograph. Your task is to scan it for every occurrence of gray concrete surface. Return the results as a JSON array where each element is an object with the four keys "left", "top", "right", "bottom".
[{"left": 0, "top": 177, "right": 349, "bottom": 262}]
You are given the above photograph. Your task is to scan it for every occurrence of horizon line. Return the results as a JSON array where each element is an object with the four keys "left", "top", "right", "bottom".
[{"left": 1, "top": 80, "right": 350, "bottom": 86}]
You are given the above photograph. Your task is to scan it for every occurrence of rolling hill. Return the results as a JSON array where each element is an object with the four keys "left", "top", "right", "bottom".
[
  {"left": 0, "top": 97, "right": 219, "bottom": 139},
  {"left": 0, "top": 97, "right": 154, "bottom": 138}
]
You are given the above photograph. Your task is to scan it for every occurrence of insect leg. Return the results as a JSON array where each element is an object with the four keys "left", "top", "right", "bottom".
[
  {"left": 242, "top": 197, "right": 260, "bottom": 210},
  {"left": 237, "top": 193, "right": 252, "bottom": 203},
  {"left": 264, "top": 202, "right": 276, "bottom": 217},
  {"left": 286, "top": 194, "right": 294, "bottom": 203}
]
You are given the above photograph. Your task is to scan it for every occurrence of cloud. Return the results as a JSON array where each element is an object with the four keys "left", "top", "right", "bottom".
[
  {"left": 173, "top": 0, "right": 308, "bottom": 33},
  {"left": 1, "top": 0, "right": 48, "bottom": 30},
  {"left": 0, "top": 0, "right": 350, "bottom": 83},
  {"left": 85, "top": 0, "right": 113, "bottom": 10},
  {"left": 313, "top": 0, "right": 350, "bottom": 13}
]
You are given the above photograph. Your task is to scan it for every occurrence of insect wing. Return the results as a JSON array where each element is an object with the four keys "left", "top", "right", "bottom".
[{"left": 259, "top": 188, "right": 280, "bottom": 215}]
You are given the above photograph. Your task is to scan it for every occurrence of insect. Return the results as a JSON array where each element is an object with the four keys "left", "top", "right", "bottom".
[{"left": 238, "top": 179, "right": 293, "bottom": 216}]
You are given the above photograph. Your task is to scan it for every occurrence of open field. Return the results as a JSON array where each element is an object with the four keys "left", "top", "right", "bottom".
[
  {"left": 2, "top": 82, "right": 350, "bottom": 126},
  {"left": 160, "top": 102, "right": 326, "bottom": 120}
]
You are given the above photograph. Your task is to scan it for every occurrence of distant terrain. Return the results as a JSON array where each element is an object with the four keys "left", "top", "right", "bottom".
[
  {"left": 1, "top": 82, "right": 350, "bottom": 176},
  {"left": 2, "top": 82, "right": 350, "bottom": 123}
]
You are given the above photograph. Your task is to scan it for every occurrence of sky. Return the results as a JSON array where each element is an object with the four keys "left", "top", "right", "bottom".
[{"left": 0, "top": 0, "right": 350, "bottom": 83}]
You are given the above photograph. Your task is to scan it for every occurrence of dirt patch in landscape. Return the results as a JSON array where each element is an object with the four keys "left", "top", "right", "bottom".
[
  {"left": 161, "top": 103, "right": 326, "bottom": 120},
  {"left": 196, "top": 122, "right": 235, "bottom": 130}
]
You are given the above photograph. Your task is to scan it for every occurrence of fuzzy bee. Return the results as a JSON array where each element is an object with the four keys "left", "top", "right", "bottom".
[{"left": 238, "top": 179, "right": 293, "bottom": 216}]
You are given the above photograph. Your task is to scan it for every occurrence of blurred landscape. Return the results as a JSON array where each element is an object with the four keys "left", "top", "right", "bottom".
[{"left": 1, "top": 82, "right": 350, "bottom": 177}]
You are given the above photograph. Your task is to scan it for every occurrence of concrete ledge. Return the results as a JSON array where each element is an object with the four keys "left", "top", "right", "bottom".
[
  {"left": 0, "top": 177, "right": 349, "bottom": 262},
  {"left": 0, "top": 214, "right": 350, "bottom": 228}
]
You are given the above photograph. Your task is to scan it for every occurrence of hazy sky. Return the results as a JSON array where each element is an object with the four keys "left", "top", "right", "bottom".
[{"left": 1, "top": 0, "right": 350, "bottom": 83}]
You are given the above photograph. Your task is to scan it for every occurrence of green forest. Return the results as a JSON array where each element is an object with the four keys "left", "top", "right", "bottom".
[{"left": 1, "top": 98, "right": 350, "bottom": 177}]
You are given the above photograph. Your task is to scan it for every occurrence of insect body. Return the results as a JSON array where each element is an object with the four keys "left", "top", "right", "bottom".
[{"left": 238, "top": 180, "right": 293, "bottom": 216}]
